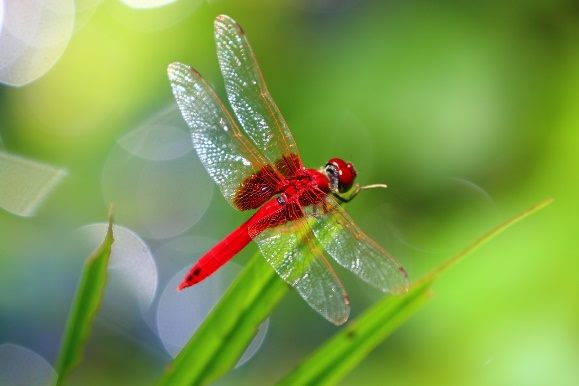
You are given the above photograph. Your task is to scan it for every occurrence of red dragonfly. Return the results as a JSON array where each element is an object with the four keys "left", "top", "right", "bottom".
[{"left": 168, "top": 15, "right": 408, "bottom": 325}]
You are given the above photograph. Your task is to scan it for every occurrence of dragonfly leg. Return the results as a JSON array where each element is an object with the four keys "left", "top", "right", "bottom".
[
  {"left": 333, "top": 183, "right": 388, "bottom": 203},
  {"left": 333, "top": 184, "right": 362, "bottom": 203}
]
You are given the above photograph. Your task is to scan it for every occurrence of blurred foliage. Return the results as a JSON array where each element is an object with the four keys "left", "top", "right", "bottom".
[{"left": 1, "top": 0, "right": 578, "bottom": 385}]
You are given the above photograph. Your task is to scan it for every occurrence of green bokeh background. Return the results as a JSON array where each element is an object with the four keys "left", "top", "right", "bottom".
[{"left": 1, "top": 0, "right": 578, "bottom": 385}]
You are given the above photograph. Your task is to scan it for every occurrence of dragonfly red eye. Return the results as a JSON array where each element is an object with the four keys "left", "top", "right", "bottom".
[{"left": 327, "top": 158, "right": 357, "bottom": 193}]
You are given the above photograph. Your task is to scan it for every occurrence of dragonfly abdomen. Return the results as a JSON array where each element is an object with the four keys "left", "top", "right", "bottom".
[{"left": 178, "top": 221, "right": 253, "bottom": 290}]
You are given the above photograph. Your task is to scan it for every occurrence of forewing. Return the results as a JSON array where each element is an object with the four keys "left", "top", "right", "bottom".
[
  {"left": 248, "top": 204, "right": 350, "bottom": 325},
  {"left": 214, "top": 15, "right": 303, "bottom": 177},
  {"left": 305, "top": 192, "right": 409, "bottom": 294},
  {"left": 168, "top": 62, "right": 281, "bottom": 210}
]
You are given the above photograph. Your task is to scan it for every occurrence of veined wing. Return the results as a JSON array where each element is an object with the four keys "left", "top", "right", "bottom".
[
  {"left": 305, "top": 192, "right": 409, "bottom": 294},
  {"left": 168, "top": 62, "right": 281, "bottom": 210},
  {"left": 248, "top": 202, "right": 350, "bottom": 325},
  {"left": 214, "top": 15, "right": 302, "bottom": 177}
]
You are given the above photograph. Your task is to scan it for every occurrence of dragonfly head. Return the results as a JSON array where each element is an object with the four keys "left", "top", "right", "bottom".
[{"left": 324, "top": 158, "right": 357, "bottom": 193}]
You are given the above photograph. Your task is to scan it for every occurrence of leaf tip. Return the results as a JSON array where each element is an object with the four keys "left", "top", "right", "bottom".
[{"left": 106, "top": 203, "right": 115, "bottom": 243}]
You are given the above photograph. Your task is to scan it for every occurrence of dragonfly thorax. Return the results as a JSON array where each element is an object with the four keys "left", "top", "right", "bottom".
[
  {"left": 280, "top": 170, "right": 325, "bottom": 194},
  {"left": 273, "top": 169, "right": 331, "bottom": 208}
]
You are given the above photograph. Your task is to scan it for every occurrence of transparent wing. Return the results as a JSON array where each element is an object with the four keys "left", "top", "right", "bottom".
[
  {"left": 214, "top": 15, "right": 303, "bottom": 177},
  {"left": 168, "top": 62, "right": 281, "bottom": 210},
  {"left": 248, "top": 202, "right": 350, "bottom": 325},
  {"left": 305, "top": 192, "right": 409, "bottom": 294}
]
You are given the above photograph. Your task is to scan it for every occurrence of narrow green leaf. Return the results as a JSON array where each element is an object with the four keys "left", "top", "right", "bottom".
[
  {"left": 156, "top": 253, "right": 289, "bottom": 386},
  {"left": 278, "top": 282, "right": 431, "bottom": 386},
  {"left": 416, "top": 197, "right": 555, "bottom": 286},
  {"left": 277, "top": 197, "right": 554, "bottom": 386},
  {"left": 54, "top": 213, "right": 115, "bottom": 385}
]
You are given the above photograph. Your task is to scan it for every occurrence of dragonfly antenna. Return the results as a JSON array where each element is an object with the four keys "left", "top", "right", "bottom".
[{"left": 359, "top": 183, "right": 388, "bottom": 190}]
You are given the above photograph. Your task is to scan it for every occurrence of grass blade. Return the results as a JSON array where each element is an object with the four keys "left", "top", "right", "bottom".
[
  {"left": 278, "top": 282, "right": 431, "bottom": 386},
  {"left": 417, "top": 197, "right": 555, "bottom": 285},
  {"left": 156, "top": 253, "right": 289, "bottom": 386},
  {"left": 53, "top": 213, "right": 115, "bottom": 385},
  {"left": 277, "top": 197, "right": 554, "bottom": 386}
]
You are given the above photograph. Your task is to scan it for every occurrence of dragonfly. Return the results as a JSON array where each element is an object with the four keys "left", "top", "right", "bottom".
[{"left": 167, "top": 14, "right": 408, "bottom": 325}]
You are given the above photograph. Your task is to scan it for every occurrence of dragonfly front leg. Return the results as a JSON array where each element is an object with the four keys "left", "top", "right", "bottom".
[
  {"left": 332, "top": 184, "right": 362, "bottom": 203},
  {"left": 333, "top": 183, "right": 388, "bottom": 203}
]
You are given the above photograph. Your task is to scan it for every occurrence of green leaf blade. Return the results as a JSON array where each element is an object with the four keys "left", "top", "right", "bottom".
[
  {"left": 417, "top": 197, "right": 555, "bottom": 285},
  {"left": 278, "top": 282, "right": 431, "bottom": 386},
  {"left": 54, "top": 215, "right": 114, "bottom": 385},
  {"left": 157, "top": 253, "right": 289, "bottom": 386}
]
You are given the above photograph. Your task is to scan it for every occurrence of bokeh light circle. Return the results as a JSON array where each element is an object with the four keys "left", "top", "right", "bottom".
[
  {"left": 0, "top": 343, "right": 55, "bottom": 386},
  {"left": 156, "top": 263, "right": 269, "bottom": 367},
  {"left": 0, "top": 1, "right": 4, "bottom": 33},
  {"left": 75, "top": 0, "right": 103, "bottom": 31},
  {"left": 117, "top": 104, "right": 192, "bottom": 161},
  {"left": 0, "top": 0, "right": 75, "bottom": 86},
  {"left": 111, "top": 0, "right": 202, "bottom": 31},
  {"left": 102, "top": 124, "right": 214, "bottom": 240},
  {"left": 361, "top": 175, "right": 500, "bottom": 272},
  {"left": 120, "top": 0, "right": 178, "bottom": 9}
]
